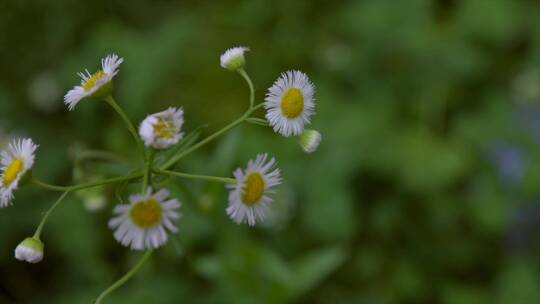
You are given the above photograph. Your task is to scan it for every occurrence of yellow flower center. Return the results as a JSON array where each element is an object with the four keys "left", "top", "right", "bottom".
[
  {"left": 153, "top": 118, "right": 176, "bottom": 140},
  {"left": 83, "top": 70, "right": 106, "bottom": 92},
  {"left": 130, "top": 199, "right": 162, "bottom": 229},
  {"left": 3, "top": 159, "right": 24, "bottom": 187},
  {"left": 281, "top": 88, "right": 304, "bottom": 119},
  {"left": 242, "top": 172, "right": 265, "bottom": 205}
]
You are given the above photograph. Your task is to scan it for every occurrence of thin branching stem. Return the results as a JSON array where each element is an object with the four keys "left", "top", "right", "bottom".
[
  {"left": 94, "top": 250, "right": 153, "bottom": 304},
  {"left": 238, "top": 68, "right": 255, "bottom": 108},
  {"left": 141, "top": 150, "right": 155, "bottom": 193},
  {"left": 104, "top": 95, "right": 146, "bottom": 160},
  {"left": 33, "top": 191, "right": 70, "bottom": 239},
  {"left": 159, "top": 69, "right": 263, "bottom": 170},
  {"left": 159, "top": 102, "right": 265, "bottom": 171},
  {"left": 30, "top": 172, "right": 143, "bottom": 193}
]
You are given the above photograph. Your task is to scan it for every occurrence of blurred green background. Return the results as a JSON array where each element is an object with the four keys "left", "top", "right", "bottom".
[{"left": 2, "top": 0, "right": 540, "bottom": 303}]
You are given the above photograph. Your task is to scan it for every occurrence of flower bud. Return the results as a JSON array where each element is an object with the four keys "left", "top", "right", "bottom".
[
  {"left": 83, "top": 192, "right": 107, "bottom": 212},
  {"left": 15, "top": 237, "right": 44, "bottom": 263},
  {"left": 220, "top": 47, "right": 249, "bottom": 71},
  {"left": 299, "top": 129, "right": 322, "bottom": 154}
]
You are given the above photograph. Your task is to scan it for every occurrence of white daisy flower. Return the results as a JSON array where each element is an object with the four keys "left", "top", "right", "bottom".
[
  {"left": 299, "top": 129, "right": 322, "bottom": 154},
  {"left": 139, "top": 107, "right": 184, "bottom": 149},
  {"left": 109, "top": 187, "right": 181, "bottom": 251},
  {"left": 226, "top": 153, "right": 282, "bottom": 226},
  {"left": 0, "top": 138, "right": 38, "bottom": 207},
  {"left": 220, "top": 46, "right": 249, "bottom": 71},
  {"left": 64, "top": 54, "right": 124, "bottom": 111},
  {"left": 15, "top": 237, "right": 44, "bottom": 264},
  {"left": 265, "top": 70, "right": 316, "bottom": 137}
]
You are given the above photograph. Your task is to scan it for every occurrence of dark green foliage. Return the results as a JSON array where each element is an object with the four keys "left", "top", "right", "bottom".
[{"left": 1, "top": 0, "right": 540, "bottom": 303}]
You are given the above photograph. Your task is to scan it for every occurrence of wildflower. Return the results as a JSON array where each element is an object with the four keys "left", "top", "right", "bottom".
[
  {"left": 109, "top": 187, "right": 181, "bottom": 250},
  {"left": 299, "top": 129, "right": 322, "bottom": 153},
  {"left": 64, "top": 54, "right": 123, "bottom": 110},
  {"left": 15, "top": 237, "right": 44, "bottom": 263},
  {"left": 0, "top": 138, "right": 38, "bottom": 207},
  {"left": 226, "top": 153, "right": 281, "bottom": 226},
  {"left": 220, "top": 47, "right": 249, "bottom": 71},
  {"left": 265, "top": 70, "right": 316, "bottom": 137},
  {"left": 139, "top": 107, "right": 184, "bottom": 149}
]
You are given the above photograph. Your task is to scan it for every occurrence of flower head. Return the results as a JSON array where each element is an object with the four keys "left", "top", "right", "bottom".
[
  {"left": 226, "top": 153, "right": 282, "bottom": 226},
  {"left": 220, "top": 47, "right": 249, "bottom": 71},
  {"left": 265, "top": 70, "right": 316, "bottom": 137},
  {"left": 139, "top": 107, "right": 184, "bottom": 149},
  {"left": 64, "top": 54, "right": 123, "bottom": 111},
  {"left": 0, "top": 138, "right": 38, "bottom": 207},
  {"left": 15, "top": 237, "right": 44, "bottom": 263},
  {"left": 299, "top": 129, "right": 322, "bottom": 153},
  {"left": 109, "top": 187, "right": 181, "bottom": 250}
]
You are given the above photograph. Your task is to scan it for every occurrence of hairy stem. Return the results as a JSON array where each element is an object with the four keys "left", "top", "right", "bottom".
[
  {"left": 159, "top": 105, "right": 264, "bottom": 171},
  {"left": 159, "top": 69, "right": 262, "bottom": 170},
  {"left": 142, "top": 150, "right": 154, "bottom": 193},
  {"left": 33, "top": 191, "right": 70, "bottom": 239},
  {"left": 104, "top": 95, "right": 145, "bottom": 160},
  {"left": 160, "top": 116, "right": 244, "bottom": 170},
  {"left": 30, "top": 172, "right": 143, "bottom": 193},
  {"left": 94, "top": 250, "right": 153, "bottom": 304},
  {"left": 238, "top": 68, "right": 255, "bottom": 108}
]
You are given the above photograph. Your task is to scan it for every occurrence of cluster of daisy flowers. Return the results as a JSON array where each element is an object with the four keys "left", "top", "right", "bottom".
[{"left": 3, "top": 46, "right": 322, "bottom": 301}]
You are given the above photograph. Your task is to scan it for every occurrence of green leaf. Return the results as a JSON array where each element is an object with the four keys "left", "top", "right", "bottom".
[
  {"left": 289, "top": 246, "right": 347, "bottom": 299},
  {"left": 496, "top": 260, "right": 540, "bottom": 304},
  {"left": 155, "top": 125, "right": 206, "bottom": 166},
  {"left": 245, "top": 117, "right": 269, "bottom": 126}
]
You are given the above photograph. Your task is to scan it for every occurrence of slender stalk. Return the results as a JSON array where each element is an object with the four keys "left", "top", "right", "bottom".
[
  {"left": 30, "top": 172, "right": 143, "bottom": 193},
  {"left": 94, "top": 250, "right": 153, "bottom": 304},
  {"left": 238, "top": 68, "right": 255, "bottom": 108},
  {"left": 245, "top": 117, "right": 269, "bottom": 126},
  {"left": 33, "top": 191, "right": 70, "bottom": 239},
  {"left": 156, "top": 169, "right": 237, "bottom": 184},
  {"left": 251, "top": 102, "right": 265, "bottom": 111},
  {"left": 104, "top": 96, "right": 145, "bottom": 159},
  {"left": 30, "top": 179, "right": 70, "bottom": 192},
  {"left": 160, "top": 115, "right": 246, "bottom": 170},
  {"left": 159, "top": 105, "right": 264, "bottom": 171},
  {"left": 159, "top": 69, "right": 261, "bottom": 170},
  {"left": 141, "top": 150, "right": 155, "bottom": 193}
]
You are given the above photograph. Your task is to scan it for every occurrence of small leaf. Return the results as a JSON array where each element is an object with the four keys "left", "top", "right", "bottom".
[
  {"left": 245, "top": 117, "right": 269, "bottom": 126},
  {"left": 156, "top": 125, "right": 207, "bottom": 166},
  {"left": 194, "top": 255, "right": 221, "bottom": 279}
]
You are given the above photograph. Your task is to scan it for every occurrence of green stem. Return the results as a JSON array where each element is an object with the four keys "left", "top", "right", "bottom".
[
  {"left": 30, "top": 179, "right": 70, "bottom": 192},
  {"left": 30, "top": 172, "right": 143, "bottom": 193},
  {"left": 238, "top": 68, "right": 255, "bottom": 108},
  {"left": 245, "top": 117, "right": 269, "bottom": 126},
  {"left": 142, "top": 150, "right": 155, "bottom": 193},
  {"left": 156, "top": 169, "right": 237, "bottom": 184},
  {"left": 104, "top": 96, "right": 146, "bottom": 159},
  {"left": 160, "top": 115, "right": 245, "bottom": 170},
  {"left": 251, "top": 102, "right": 265, "bottom": 111},
  {"left": 33, "top": 191, "right": 70, "bottom": 239},
  {"left": 159, "top": 101, "right": 264, "bottom": 171},
  {"left": 159, "top": 69, "right": 260, "bottom": 170},
  {"left": 94, "top": 250, "right": 153, "bottom": 304}
]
